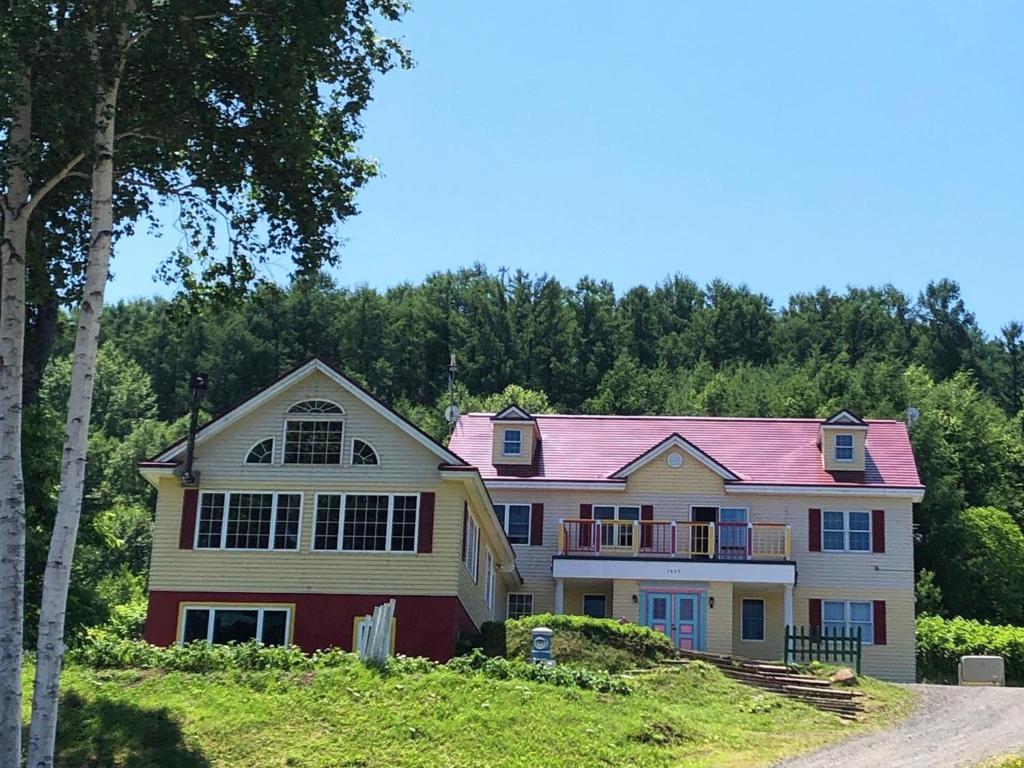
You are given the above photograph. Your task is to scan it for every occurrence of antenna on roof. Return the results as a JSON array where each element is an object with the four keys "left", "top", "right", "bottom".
[{"left": 444, "top": 353, "right": 460, "bottom": 430}]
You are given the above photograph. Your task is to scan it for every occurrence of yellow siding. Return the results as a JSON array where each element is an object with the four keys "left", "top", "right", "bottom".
[
  {"left": 706, "top": 582, "right": 733, "bottom": 654},
  {"left": 821, "top": 425, "right": 867, "bottom": 471},
  {"left": 732, "top": 586, "right": 785, "bottom": 661},
  {"left": 148, "top": 370, "right": 505, "bottom": 603},
  {"left": 456, "top": 502, "right": 503, "bottom": 628},
  {"left": 491, "top": 422, "right": 536, "bottom": 466},
  {"left": 625, "top": 452, "right": 726, "bottom": 495},
  {"left": 563, "top": 580, "right": 612, "bottom": 617},
  {"left": 793, "top": 586, "right": 915, "bottom": 683},
  {"left": 612, "top": 580, "right": 640, "bottom": 623}
]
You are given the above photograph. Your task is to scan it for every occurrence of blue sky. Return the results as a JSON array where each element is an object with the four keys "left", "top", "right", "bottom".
[{"left": 110, "top": 2, "right": 1023, "bottom": 335}]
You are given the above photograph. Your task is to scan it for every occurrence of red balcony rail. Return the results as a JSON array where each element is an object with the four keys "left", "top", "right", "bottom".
[{"left": 557, "top": 519, "right": 791, "bottom": 560}]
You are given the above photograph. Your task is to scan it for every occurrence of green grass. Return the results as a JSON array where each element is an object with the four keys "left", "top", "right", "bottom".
[{"left": 38, "top": 660, "right": 913, "bottom": 768}]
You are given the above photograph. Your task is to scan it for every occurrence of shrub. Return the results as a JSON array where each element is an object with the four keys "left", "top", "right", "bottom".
[
  {"left": 69, "top": 637, "right": 633, "bottom": 693},
  {"left": 916, "top": 614, "right": 1024, "bottom": 682},
  {"left": 448, "top": 649, "right": 633, "bottom": 694},
  {"left": 503, "top": 614, "right": 674, "bottom": 672}
]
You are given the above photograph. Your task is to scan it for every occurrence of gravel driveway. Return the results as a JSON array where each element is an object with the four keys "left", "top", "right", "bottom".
[{"left": 775, "top": 684, "right": 1024, "bottom": 768}]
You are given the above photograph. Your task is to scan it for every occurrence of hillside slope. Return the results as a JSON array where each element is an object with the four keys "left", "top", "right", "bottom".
[{"left": 48, "top": 660, "right": 910, "bottom": 768}]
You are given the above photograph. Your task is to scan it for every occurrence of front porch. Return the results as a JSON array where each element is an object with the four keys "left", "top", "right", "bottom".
[{"left": 549, "top": 577, "right": 794, "bottom": 662}]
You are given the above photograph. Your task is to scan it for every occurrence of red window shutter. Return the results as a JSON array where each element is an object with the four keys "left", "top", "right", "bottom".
[
  {"left": 417, "top": 492, "right": 435, "bottom": 554},
  {"left": 579, "top": 503, "right": 593, "bottom": 548},
  {"left": 808, "top": 508, "right": 822, "bottom": 552},
  {"left": 179, "top": 488, "right": 199, "bottom": 549},
  {"left": 873, "top": 601, "right": 887, "bottom": 645},
  {"left": 872, "top": 509, "right": 886, "bottom": 553},
  {"left": 530, "top": 503, "right": 544, "bottom": 546},
  {"left": 640, "top": 504, "right": 654, "bottom": 549},
  {"left": 461, "top": 502, "right": 468, "bottom": 561},
  {"left": 809, "top": 598, "right": 822, "bottom": 632}
]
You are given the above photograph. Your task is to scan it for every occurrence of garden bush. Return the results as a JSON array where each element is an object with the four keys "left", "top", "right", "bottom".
[
  {"left": 916, "top": 614, "right": 1024, "bottom": 682},
  {"left": 448, "top": 649, "right": 633, "bottom": 694},
  {"left": 503, "top": 614, "right": 674, "bottom": 672},
  {"left": 69, "top": 637, "right": 634, "bottom": 693}
]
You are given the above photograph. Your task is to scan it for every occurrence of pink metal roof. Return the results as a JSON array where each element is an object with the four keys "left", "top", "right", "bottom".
[{"left": 449, "top": 414, "right": 923, "bottom": 489}]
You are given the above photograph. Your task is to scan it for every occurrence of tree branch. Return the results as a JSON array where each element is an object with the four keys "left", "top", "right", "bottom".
[{"left": 24, "top": 151, "right": 86, "bottom": 217}]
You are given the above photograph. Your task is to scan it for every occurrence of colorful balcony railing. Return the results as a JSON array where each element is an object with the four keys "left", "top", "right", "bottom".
[{"left": 557, "top": 519, "right": 791, "bottom": 560}]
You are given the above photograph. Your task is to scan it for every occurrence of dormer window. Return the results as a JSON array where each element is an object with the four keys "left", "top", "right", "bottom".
[
  {"left": 284, "top": 399, "right": 344, "bottom": 464},
  {"left": 834, "top": 434, "right": 854, "bottom": 462},
  {"left": 502, "top": 429, "right": 522, "bottom": 456}
]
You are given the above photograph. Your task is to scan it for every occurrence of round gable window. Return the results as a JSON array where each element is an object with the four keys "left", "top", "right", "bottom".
[{"left": 667, "top": 452, "right": 683, "bottom": 468}]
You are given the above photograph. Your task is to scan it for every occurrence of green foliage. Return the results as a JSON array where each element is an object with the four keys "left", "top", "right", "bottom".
[
  {"left": 915, "top": 569, "right": 945, "bottom": 617},
  {"left": 916, "top": 615, "right": 1024, "bottom": 682},
  {"left": 941, "top": 507, "right": 1024, "bottom": 624},
  {"left": 70, "top": 637, "right": 632, "bottom": 693},
  {"left": 503, "top": 614, "right": 674, "bottom": 672},
  {"left": 448, "top": 649, "right": 633, "bottom": 694}
]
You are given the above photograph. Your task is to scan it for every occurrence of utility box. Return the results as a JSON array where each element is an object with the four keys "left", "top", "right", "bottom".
[
  {"left": 958, "top": 655, "right": 1005, "bottom": 686},
  {"left": 531, "top": 627, "right": 554, "bottom": 666}
]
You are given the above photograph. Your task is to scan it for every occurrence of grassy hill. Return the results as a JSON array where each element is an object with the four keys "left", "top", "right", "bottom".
[{"left": 42, "top": 654, "right": 911, "bottom": 768}]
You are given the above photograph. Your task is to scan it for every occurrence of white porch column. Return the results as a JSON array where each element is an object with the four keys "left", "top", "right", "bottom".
[
  {"left": 554, "top": 578, "right": 565, "bottom": 615},
  {"left": 783, "top": 584, "right": 794, "bottom": 663}
]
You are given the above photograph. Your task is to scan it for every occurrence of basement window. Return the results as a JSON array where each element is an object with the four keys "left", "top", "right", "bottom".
[{"left": 181, "top": 606, "right": 290, "bottom": 647}]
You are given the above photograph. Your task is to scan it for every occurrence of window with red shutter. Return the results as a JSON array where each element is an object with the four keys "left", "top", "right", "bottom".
[{"left": 808, "top": 509, "right": 821, "bottom": 552}]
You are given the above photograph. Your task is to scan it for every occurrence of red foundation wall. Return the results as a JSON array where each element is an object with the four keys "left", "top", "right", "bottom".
[{"left": 144, "top": 590, "right": 478, "bottom": 661}]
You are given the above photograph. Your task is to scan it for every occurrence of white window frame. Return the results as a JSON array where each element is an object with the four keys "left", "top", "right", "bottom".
[
  {"left": 506, "top": 592, "right": 534, "bottom": 620},
  {"left": 821, "top": 600, "right": 874, "bottom": 645},
  {"left": 464, "top": 513, "right": 480, "bottom": 581},
  {"left": 494, "top": 503, "right": 531, "bottom": 545},
  {"left": 593, "top": 504, "right": 641, "bottom": 547},
  {"left": 484, "top": 549, "right": 495, "bottom": 609},
  {"left": 243, "top": 437, "right": 275, "bottom": 466},
  {"left": 822, "top": 510, "right": 871, "bottom": 553},
  {"left": 740, "top": 598, "right": 765, "bottom": 642},
  {"left": 502, "top": 428, "right": 522, "bottom": 456},
  {"left": 834, "top": 433, "right": 855, "bottom": 462},
  {"left": 350, "top": 438, "right": 381, "bottom": 467},
  {"left": 180, "top": 604, "right": 292, "bottom": 647},
  {"left": 195, "top": 491, "right": 304, "bottom": 551},
  {"left": 310, "top": 492, "right": 420, "bottom": 554},
  {"left": 281, "top": 400, "right": 345, "bottom": 465}
]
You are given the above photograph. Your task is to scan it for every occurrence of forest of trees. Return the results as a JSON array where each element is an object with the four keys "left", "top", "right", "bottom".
[{"left": 24, "top": 266, "right": 1024, "bottom": 637}]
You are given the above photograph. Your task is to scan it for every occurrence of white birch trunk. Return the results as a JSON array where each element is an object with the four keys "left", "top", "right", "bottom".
[
  {"left": 0, "top": 76, "right": 32, "bottom": 768},
  {"left": 26, "top": 45, "right": 123, "bottom": 768}
]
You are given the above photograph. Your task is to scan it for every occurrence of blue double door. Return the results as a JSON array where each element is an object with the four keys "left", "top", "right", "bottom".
[{"left": 643, "top": 591, "right": 706, "bottom": 651}]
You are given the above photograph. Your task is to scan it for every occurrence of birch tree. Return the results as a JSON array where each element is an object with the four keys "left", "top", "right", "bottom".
[{"left": 1, "top": 2, "right": 410, "bottom": 765}]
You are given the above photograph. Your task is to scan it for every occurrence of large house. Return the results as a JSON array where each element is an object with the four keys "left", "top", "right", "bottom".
[{"left": 140, "top": 358, "right": 924, "bottom": 681}]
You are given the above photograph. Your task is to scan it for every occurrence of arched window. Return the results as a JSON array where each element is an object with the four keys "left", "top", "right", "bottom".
[
  {"left": 245, "top": 438, "right": 275, "bottom": 464},
  {"left": 284, "top": 399, "right": 344, "bottom": 464},
  {"left": 351, "top": 439, "right": 379, "bottom": 466},
  {"left": 287, "top": 399, "right": 343, "bottom": 415}
]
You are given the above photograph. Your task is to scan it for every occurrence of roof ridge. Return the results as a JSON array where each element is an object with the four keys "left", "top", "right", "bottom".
[{"left": 464, "top": 412, "right": 905, "bottom": 424}]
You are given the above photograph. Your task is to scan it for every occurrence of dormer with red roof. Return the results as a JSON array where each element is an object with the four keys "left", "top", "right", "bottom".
[
  {"left": 490, "top": 405, "right": 540, "bottom": 467},
  {"left": 819, "top": 409, "right": 868, "bottom": 474}
]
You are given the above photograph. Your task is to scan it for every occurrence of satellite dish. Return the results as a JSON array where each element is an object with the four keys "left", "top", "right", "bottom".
[
  {"left": 906, "top": 406, "right": 920, "bottom": 426},
  {"left": 444, "top": 404, "right": 461, "bottom": 424}
]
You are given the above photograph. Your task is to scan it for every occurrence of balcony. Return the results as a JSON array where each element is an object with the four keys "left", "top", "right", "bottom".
[{"left": 556, "top": 519, "right": 792, "bottom": 561}]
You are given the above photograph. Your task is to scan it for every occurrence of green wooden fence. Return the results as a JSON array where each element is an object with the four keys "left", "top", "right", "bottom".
[{"left": 784, "top": 625, "right": 862, "bottom": 674}]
